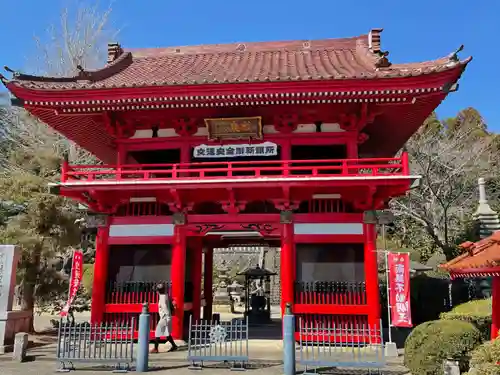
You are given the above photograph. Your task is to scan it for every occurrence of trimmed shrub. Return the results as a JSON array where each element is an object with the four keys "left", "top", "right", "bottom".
[
  {"left": 440, "top": 298, "right": 492, "bottom": 340},
  {"left": 404, "top": 319, "right": 483, "bottom": 375},
  {"left": 466, "top": 335, "right": 500, "bottom": 375}
]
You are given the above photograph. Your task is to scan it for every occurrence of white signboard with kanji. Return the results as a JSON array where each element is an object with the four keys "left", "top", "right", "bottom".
[{"left": 193, "top": 142, "right": 278, "bottom": 158}]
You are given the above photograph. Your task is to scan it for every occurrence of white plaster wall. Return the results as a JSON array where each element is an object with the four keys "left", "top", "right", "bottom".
[
  {"left": 300, "top": 262, "right": 365, "bottom": 282},
  {"left": 115, "top": 265, "right": 172, "bottom": 283},
  {"left": 296, "top": 243, "right": 365, "bottom": 282}
]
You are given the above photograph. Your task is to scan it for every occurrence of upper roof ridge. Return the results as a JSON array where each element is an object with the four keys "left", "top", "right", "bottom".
[
  {"left": 0, "top": 28, "right": 471, "bottom": 90},
  {"left": 127, "top": 34, "right": 368, "bottom": 59}
]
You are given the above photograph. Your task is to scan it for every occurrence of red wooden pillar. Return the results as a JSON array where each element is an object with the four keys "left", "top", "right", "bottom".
[
  {"left": 171, "top": 222, "right": 187, "bottom": 339},
  {"left": 281, "top": 140, "right": 291, "bottom": 175},
  {"left": 346, "top": 137, "right": 358, "bottom": 158},
  {"left": 491, "top": 275, "right": 500, "bottom": 339},
  {"left": 363, "top": 222, "right": 381, "bottom": 327},
  {"left": 191, "top": 240, "right": 203, "bottom": 322},
  {"left": 280, "top": 212, "right": 295, "bottom": 315},
  {"left": 117, "top": 144, "right": 126, "bottom": 164},
  {"left": 203, "top": 246, "right": 214, "bottom": 320},
  {"left": 91, "top": 226, "right": 110, "bottom": 324}
]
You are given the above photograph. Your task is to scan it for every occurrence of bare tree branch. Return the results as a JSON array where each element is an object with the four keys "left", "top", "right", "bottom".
[
  {"left": 2, "top": 0, "right": 118, "bottom": 169},
  {"left": 0, "top": 0, "right": 119, "bottom": 324},
  {"left": 390, "top": 109, "right": 499, "bottom": 260}
]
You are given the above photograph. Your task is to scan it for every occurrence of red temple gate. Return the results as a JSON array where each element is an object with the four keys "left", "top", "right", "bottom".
[{"left": 1, "top": 28, "right": 470, "bottom": 340}]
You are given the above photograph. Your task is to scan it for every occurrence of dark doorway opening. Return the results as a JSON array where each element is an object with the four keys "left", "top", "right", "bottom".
[
  {"left": 291, "top": 145, "right": 347, "bottom": 175},
  {"left": 291, "top": 145, "right": 346, "bottom": 160},
  {"left": 128, "top": 149, "right": 181, "bottom": 177},
  {"left": 129, "top": 149, "right": 181, "bottom": 165}
]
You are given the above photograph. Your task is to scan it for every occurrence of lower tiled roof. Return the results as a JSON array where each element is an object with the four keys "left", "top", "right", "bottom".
[{"left": 440, "top": 232, "right": 500, "bottom": 276}]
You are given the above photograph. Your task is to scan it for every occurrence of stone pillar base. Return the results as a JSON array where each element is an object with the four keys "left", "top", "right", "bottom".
[
  {"left": 0, "top": 310, "right": 33, "bottom": 354},
  {"left": 384, "top": 341, "right": 398, "bottom": 357},
  {"left": 213, "top": 304, "right": 232, "bottom": 313},
  {"left": 13, "top": 332, "right": 28, "bottom": 362}
]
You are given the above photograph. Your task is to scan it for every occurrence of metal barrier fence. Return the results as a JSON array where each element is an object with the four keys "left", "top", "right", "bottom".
[
  {"left": 56, "top": 318, "right": 135, "bottom": 372},
  {"left": 187, "top": 316, "right": 249, "bottom": 371},
  {"left": 298, "top": 319, "right": 385, "bottom": 374}
]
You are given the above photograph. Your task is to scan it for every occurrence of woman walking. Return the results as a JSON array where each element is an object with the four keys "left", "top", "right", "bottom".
[{"left": 151, "top": 283, "right": 178, "bottom": 353}]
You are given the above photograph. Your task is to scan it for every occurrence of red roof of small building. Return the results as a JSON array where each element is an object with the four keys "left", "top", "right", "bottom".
[
  {"left": 440, "top": 232, "right": 500, "bottom": 278},
  {"left": 2, "top": 29, "right": 470, "bottom": 90}
]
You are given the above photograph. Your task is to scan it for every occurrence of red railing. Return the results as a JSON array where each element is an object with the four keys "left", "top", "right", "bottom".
[
  {"left": 115, "top": 202, "right": 171, "bottom": 216},
  {"left": 61, "top": 153, "right": 409, "bottom": 183},
  {"left": 295, "top": 281, "right": 367, "bottom": 306},
  {"left": 294, "top": 314, "right": 378, "bottom": 343}
]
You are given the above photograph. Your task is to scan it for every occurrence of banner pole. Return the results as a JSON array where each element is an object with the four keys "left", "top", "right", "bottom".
[{"left": 383, "top": 224, "right": 393, "bottom": 343}]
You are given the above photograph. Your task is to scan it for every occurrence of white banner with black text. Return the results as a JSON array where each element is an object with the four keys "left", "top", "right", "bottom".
[{"left": 193, "top": 142, "right": 278, "bottom": 158}]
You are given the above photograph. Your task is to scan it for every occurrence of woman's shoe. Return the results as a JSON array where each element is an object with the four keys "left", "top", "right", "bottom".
[{"left": 167, "top": 345, "right": 178, "bottom": 352}]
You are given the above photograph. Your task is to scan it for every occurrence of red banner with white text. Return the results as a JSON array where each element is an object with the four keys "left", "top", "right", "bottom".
[
  {"left": 60, "top": 250, "right": 84, "bottom": 317},
  {"left": 388, "top": 252, "right": 413, "bottom": 327}
]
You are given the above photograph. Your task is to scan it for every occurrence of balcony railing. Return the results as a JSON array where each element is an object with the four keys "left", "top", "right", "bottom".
[
  {"left": 105, "top": 281, "right": 194, "bottom": 304},
  {"left": 295, "top": 281, "right": 367, "bottom": 305},
  {"left": 61, "top": 153, "right": 409, "bottom": 183}
]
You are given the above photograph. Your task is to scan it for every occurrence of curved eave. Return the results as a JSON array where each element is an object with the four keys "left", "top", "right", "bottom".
[
  {"left": 441, "top": 266, "right": 500, "bottom": 279},
  {"left": 2, "top": 59, "right": 471, "bottom": 104}
]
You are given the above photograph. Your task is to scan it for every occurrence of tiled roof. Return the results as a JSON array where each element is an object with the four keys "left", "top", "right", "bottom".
[
  {"left": 2, "top": 29, "right": 471, "bottom": 91},
  {"left": 440, "top": 232, "right": 500, "bottom": 277}
]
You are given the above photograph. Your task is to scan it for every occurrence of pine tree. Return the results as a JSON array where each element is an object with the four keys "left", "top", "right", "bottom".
[
  {"left": 0, "top": 144, "right": 81, "bottom": 329},
  {"left": 0, "top": 0, "right": 117, "bottom": 330}
]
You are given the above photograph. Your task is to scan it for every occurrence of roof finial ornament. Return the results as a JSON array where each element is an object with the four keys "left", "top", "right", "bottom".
[
  {"left": 374, "top": 51, "right": 391, "bottom": 68},
  {"left": 368, "top": 29, "right": 391, "bottom": 68},
  {"left": 368, "top": 28, "right": 384, "bottom": 53},
  {"left": 107, "top": 42, "right": 123, "bottom": 64},
  {"left": 447, "top": 45, "right": 464, "bottom": 62},
  {"left": 3, "top": 66, "right": 20, "bottom": 78},
  {"left": 4, "top": 66, "right": 15, "bottom": 74},
  {"left": 474, "top": 177, "right": 500, "bottom": 238}
]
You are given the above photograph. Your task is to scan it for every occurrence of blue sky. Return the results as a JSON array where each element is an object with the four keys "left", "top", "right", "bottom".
[{"left": 1, "top": 0, "right": 498, "bottom": 129}]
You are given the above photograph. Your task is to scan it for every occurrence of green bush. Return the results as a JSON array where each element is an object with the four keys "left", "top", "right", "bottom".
[
  {"left": 440, "top": 298, "right": 492, "bottom": 340},
  {"left": 466, "top": 335, "right": 500, "bottom": 375},
  {"left": 404, "top": 319, "right": 483, "bottom": 375}
]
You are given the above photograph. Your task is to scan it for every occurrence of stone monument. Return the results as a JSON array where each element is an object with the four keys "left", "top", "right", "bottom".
[
  {"left": 472, "top": 178, "right": 500, "bottom": 298},
  {"left": 474, "top": 178, "right": 500, "bottom": 239},
  {"left": 228, "top": 280, "right": 243, "bottom": 305},
  {"left": 0, "top": 245, "right": 32, "bottom": 354},
  {"left": 212, "top": 261, "right": 231, "bottom": 310}
]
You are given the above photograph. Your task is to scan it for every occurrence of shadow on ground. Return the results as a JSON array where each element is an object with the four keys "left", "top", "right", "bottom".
[{"left": 299, "top": 368, "right": 408, "bottom": 375}]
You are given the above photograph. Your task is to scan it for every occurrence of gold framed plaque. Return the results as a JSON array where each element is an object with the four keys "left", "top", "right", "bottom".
[{"left": 204, "top": 116, "right": 263, "bottom": 141}]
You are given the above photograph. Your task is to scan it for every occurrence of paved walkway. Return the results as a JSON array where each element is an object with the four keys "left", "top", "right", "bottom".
[
  {"left": 0, "top": 312, "right": 409, "bottom": 374},
  {"left": 0, "top": 339, "right": 409, "bottom": 375}
]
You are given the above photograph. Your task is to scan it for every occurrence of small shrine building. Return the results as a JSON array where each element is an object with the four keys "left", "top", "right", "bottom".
[
  {"left": 441, "top": 233, "right": 500, "bottom": 339},
  {"left": 441, "top": 179, "right": 500, "bottom": 340}
]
